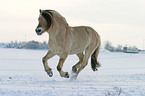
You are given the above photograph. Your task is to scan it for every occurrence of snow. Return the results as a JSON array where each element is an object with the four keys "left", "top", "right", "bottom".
[{"left": 0, "top": 48, "right": 145, "bottom": 96}]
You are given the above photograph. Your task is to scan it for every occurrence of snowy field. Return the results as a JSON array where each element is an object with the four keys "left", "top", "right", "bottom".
[{"left": 0, "top": 48, "right": 145, "bottom": 96}]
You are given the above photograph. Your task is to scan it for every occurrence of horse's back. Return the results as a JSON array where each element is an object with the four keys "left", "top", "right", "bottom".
[{"left": 70, "top": 26, "right": 99, "bottom": 42}]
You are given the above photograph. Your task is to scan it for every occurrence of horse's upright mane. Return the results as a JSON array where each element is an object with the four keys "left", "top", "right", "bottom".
[{"left": 43, "top": 10, "right": 54, "bottom": 16}]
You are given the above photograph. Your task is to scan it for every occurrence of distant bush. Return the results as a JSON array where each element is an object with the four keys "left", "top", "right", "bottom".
[
  {"left": 25, "top": 41, "right": 48, "bottom": 49},
  {"left": 104, "top": 41, "right": 116, "bottom": 52},
  {"left": 25, "top": 41, "right": 39, "bottom": 49}
]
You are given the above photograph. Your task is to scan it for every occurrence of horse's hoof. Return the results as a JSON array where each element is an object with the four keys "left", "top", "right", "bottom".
[
  {"left": 47, "top": 71, "right": 53, "bottom": 77},
  {"left": 92, "top": 68, "right": 98, "bottom": 71},
  {"left": 65, "top": 72, "right": 69, "bottom": 78},
  {"left": 72, "top": 66, "right": 77, "bottom": 72},
  {"left": 94, "top": 68, "right": 98, "bottom": 71}
]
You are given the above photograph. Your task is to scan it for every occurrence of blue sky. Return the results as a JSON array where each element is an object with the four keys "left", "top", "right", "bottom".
[{"left": 0, "top": 0, "right": 145, "bottom": 49}]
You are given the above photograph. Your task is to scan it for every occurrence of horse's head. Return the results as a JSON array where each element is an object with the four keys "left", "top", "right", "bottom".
[{"left": 35, "top": 9, "right": 52, "bottom": 35}]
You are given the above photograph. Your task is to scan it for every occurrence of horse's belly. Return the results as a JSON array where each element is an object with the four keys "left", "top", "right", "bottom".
[
  {"left": 69, "top": 50, "right": 84, "bottom": 55},
  {"left": 69, "top": 41, "right": 90, "bottom": 54},
  {"left": 50, "top": 48, "right": 62, "bottom": 54},
  {"left": 69, "top": 47, "right": 86, "bottom": 55}
]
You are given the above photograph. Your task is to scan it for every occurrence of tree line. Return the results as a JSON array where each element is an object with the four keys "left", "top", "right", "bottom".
[
  {"left": 1, "top": 40, "right": 139, "bottom": 52},
  {"left": 5, "top": 41, "right": 48, "bottom": 49},
  {"left": 104, "top": 41, "right": 138, "bottom": 52}
]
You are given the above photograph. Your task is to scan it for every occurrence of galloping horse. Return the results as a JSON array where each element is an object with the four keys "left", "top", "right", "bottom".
[{"left": 35, "top": 9, "right": 101, "bottom": 80}]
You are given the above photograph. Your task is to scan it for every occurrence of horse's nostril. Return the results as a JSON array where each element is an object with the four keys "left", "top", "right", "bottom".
[
  {"left": 37, "top": 29, "right": 41, "bottom": 32},
  {"left": 35, "top": 29, "right": 41, "bottom": 32}
]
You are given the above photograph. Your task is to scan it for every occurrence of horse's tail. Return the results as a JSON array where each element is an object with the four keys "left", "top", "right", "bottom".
[{"left": 91, "top": 39, "right": 101, "bottom": 71}]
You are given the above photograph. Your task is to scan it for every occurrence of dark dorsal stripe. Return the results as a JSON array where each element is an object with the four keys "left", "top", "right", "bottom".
[{"left": 42, "top": 12, "right": 52, "bottom": 30}]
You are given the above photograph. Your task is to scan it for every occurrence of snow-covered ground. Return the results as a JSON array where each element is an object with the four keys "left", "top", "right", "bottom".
[{"left": 0, "top": 48, "right": 145, "bottom": 96}]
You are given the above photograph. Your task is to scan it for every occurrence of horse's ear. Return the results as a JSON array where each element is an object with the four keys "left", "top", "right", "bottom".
[{"left": 39, "top": 9, "right": 42, "bottom": 13}]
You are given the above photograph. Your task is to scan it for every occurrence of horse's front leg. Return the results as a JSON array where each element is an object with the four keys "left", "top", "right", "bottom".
[
  {"left": 42, "top": 50, "right": 55, "bottom": 77},
  {"left": 57, "top": 54, "right": 69, "bottom": 78}
]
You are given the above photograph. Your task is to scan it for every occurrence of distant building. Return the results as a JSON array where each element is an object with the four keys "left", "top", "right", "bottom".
[{"left": 123, "top": 47, "right": 139, "bottom": 53}]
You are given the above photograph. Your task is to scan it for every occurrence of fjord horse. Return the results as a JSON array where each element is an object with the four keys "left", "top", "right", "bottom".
[{"left": 35, "top": 9, "right": 101, "bottom": 80}]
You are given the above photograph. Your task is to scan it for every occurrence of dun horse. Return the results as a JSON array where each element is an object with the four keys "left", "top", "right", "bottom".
[{"left": 35, "top": 9, "right": 101, "bottom": 80}]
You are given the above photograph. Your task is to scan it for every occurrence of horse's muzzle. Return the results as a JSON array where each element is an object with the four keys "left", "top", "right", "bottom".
[{"left": 35, "top": 27, "right": 43, "bottom": 35}]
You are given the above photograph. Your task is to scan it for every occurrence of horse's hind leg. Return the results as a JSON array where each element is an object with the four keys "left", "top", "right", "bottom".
[
  {"left": 42, "top": 50, "right": 55, "bottom": 77},
  {"left": 76, "top": 44, "right": 97, "bottom": 76},
  {"left": 57, "top": 54, "right": 69, "bottom": 78},
  {"left": 70, "top": 52, "right": 84, "bottom": 80},
  {"left": 72, "top": 52, "right": 84, "bottom": 72},
  {"left": 70, "top": 50, "right": 90, "bottom": 80}
]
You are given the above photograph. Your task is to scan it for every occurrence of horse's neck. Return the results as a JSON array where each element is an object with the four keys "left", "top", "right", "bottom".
[
  {"left": 48, "top": 28, "right": 67, "bottom": 42},
  {"left": 49, "top": 24, "right": 70, "bottom": 40}
]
